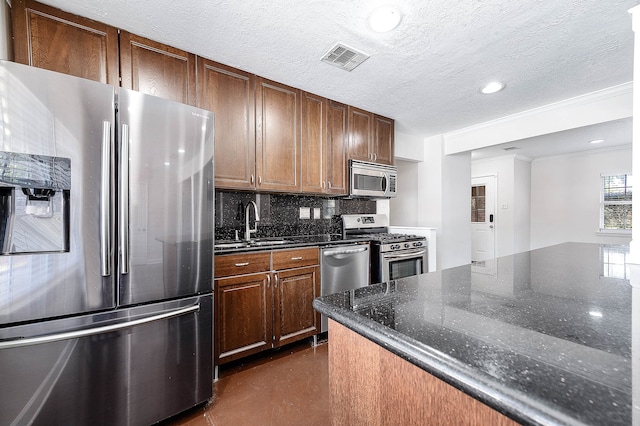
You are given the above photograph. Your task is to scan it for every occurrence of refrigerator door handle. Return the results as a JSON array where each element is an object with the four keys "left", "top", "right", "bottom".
[
  {"left": 0, "top": 304, "right": 200, "bottom": 350},
  {"left": 119, "top": 124, "right": 130, "bottom": 275},
  {"left": 100, "top": 121, "right": 112, "bottom": 277}
]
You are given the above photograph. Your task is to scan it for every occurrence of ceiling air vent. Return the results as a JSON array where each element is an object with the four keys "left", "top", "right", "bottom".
[
  {"left": 503, "top": 146, "right": 520, "bottom": 151},
  {"left": 321, "top": 43, "right": 370, "bottom": 71}
]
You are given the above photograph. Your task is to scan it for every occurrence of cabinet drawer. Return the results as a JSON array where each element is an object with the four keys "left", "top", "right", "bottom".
[
  {"left": 215, "top": 252, "right": 271, "bottom": 278},
  {"left": 272, "top": 247, "right": 319, "bottom": 270}
]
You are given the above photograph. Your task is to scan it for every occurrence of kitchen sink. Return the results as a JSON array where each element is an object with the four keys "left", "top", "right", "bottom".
[
  {"left": 248, "top": 238, "right": 294, "bottom": 246},
  {"left": 215, "top": 241, "right": 249, "bottom": 249},
  {"left": 215, "top": 238, "right": 296, "bottom": 250}
]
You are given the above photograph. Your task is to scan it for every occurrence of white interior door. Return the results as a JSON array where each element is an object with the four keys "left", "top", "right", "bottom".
[{"left": 471, "top": 175, "right": 496, "bottom": 262}]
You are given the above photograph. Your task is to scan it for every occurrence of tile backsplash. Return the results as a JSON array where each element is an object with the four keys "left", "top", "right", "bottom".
[{"left": 215, "top": 190, "right": 376, "bottom": 240}]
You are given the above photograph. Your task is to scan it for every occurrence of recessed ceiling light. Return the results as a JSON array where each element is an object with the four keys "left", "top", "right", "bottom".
[
  {"left": 481, "top": 81, "right": 505, "bottom": 94},
  {"left": 589, "top": 139, "right": 605, "bottom": 144},
  {"left": 368, "top": 6, "right": 402, "bottom": 33}
]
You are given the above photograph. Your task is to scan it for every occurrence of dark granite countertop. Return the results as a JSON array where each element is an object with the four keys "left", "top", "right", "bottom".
[
  {"left": 214, "top": 234, "right": 371, "bottom": 254},
  {"left": 313, "top": 242, "right": 634, "bottom": 425}
]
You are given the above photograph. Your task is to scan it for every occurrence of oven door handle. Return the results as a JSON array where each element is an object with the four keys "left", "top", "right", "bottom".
[{"left": 384, "top": 250, "right": 427, "bottom": 260}]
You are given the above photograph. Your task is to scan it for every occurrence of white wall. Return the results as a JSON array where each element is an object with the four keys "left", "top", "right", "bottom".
[
  {"left": 530, "top": 147, "right": 632, "bottom": 249},
  {"left": 440, "top": 151, "right": 472, "bottom": 269},
  {"left": 391, "top": 134, "right": 471, "bottom": 270},
  {"left": 390, "top": 160, "right": 419, "bottom": 226},
  {"left": 394, "top": 131, "right": 424, "bottom": 162},
  {"left": 514, "top": 157, "right": 531, "bottom": 253}
]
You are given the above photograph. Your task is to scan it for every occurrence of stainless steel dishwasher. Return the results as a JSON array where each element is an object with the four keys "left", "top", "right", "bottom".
[{"left": 320, "top": 242, "right": 370, "bottom": 332}]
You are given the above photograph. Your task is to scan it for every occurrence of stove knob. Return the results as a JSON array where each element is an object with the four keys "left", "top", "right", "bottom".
[
  {"left": 414, "top": 241, "right": 422, "bottom": 247},
  {"left": 404, "top": 243, "right": 410, "bottom": 248}
]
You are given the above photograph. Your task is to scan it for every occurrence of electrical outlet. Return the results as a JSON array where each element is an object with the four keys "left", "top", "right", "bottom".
[
  {"left": 501, "top": 203, "right": 508, "bottom": 209},
  {"left": 299, "top": 207, "right": 310, "bottom": 219},
  {"left": 313, "top": 208, "right": 320, "bottom": 219}
]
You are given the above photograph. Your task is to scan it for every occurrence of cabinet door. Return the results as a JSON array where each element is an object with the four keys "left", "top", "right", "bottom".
[
  {"left": 373, "top": 114, "right": 395, "bottom": 165},
  {"left": 255, "top": 78, "right": 301, "bottom": 192},
  {"left": 11, "top": 0, "right": 119, "bottom": 85},
  {"left": 326, "top": 100, "right": 349, "bottom": 195},
  {"left": 348, "top": 106, "right": 373, "bottom": 162},
  {"left": 198, "top": 59, "right": 256, "bottom": 189},
  {"left": 273, "top": 266, "right": 320, "bottom": 347},
  {"left": 215, "top": 273, "right": 272, "bottom": 364},
  {"left": 301, "top": 92, "right": 327, "bottom": 193},
  {"left": 119, "top": 31, "right": 196, "bottom": 106}
]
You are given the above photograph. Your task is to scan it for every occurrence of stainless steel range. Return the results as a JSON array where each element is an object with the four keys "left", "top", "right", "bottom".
[{"left": 342, "top": 214, "right": 428, "bottom": 284}]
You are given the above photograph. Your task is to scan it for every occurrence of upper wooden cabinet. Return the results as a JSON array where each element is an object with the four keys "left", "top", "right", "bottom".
[
  {"left": 119, "top": 32, "right": 196, "bottom": 106},
  {"left": 197, "top": 58, "right": 256, "bottom": 189},
  {"left": 11, "top": 0, "right": 392, "bottom": 190},
  {"left": 301, "top": 92, "right": 327, "bottom": 194},
  {"left": 301, "top": 93, "right": 348, "bottom": 195},
  {"left": 256, "top": 78, "right": 301, "bottom": 192},
  {"left": 11, "top": 0, "right": 119, "bottom": 85},
  {"left": 326, "top": 101, "right": 349, "bottom": 194},
  {"left": 348, "top": 106, "right": 395, "bottom": 165},
  {"left": 348, "top": 106, "right": 373, "bottom": 162},
  {"left": 373, "top": 114, "right": 395, "bottom": 165}
]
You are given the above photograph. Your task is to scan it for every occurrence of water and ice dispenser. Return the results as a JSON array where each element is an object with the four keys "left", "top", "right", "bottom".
[{"left": 0, "top": 152, "right": 70, "bottom": 254}]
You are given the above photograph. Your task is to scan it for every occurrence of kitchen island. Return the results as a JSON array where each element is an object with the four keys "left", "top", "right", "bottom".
[{"left": 313, "top": 242, "right": 635, "bottom": 425}]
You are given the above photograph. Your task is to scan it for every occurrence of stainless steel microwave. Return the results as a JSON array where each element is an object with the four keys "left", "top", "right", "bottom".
[{"left": 349, "top": 160, "right": 397, "bottom": 198}]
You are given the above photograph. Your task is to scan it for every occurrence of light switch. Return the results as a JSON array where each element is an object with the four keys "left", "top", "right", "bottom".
[
  {"left": 501, "top": 203, "right": 508, "bottom": 209},
  {"left": 313, "top": 208, "right": 321, "bottom": 219}
]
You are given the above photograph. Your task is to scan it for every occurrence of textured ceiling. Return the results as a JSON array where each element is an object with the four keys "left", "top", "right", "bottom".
[{"left": 36, "top": 0, "right": 638, "bottom": 142}]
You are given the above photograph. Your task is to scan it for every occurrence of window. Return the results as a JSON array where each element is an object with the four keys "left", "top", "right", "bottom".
[
  {"left": 471, "top": 185, "right": 485, "bottom": 223},
  {"left": 600, "top": 174, "right": 632, "bottom": 231}
]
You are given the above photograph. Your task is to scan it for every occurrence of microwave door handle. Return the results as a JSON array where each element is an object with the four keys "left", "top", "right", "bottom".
[
  {"left": 384, "top": 250, "right": 427, "bottom": 260},
  {"left": 382, "top": 175, "right": 387, "bottom": 193}
]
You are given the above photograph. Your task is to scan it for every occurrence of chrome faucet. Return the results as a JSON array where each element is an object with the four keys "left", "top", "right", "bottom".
[{"left": 244, "top": 200, "right": 260, "bottom": 241}]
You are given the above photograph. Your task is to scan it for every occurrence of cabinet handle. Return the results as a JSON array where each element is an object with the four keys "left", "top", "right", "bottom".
[
  {"left": 250, "top": 174, "right": 254, "bottom": 184},
  {"left": 373, "top": 153, "right": 377, "bottom": 161},
  {"left": 290, "top": 256, "right": 303, "bottom": 261},
  {"left": 328, "top": 181, "right": 332, "bottom": 189},
  {"left": 259, "top": 176, "right": 262, "bottom": 185},
  {"left": 267, "top": 274, "right": 271, "bottom": 289},
  {"left": 274, "top": 273, "right": 279, "bottom": 288},
  {"left": 234, "top": 262, "right": 250, "bottom": 267}
]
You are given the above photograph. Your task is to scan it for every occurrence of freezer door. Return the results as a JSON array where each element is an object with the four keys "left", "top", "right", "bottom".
[
  {"left": 0, "top": 61, "right": 116, "bottom": 325},
  {"left": 117, "top": 89, "right": 214, "bottom": 306},
  {"left": 0, "top": 294, "right": 213, "bottom": 426}
]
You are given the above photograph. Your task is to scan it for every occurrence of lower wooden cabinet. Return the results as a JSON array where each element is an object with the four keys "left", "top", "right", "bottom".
[
  {"left": 216, "top": 271, "right": 272, "bottom": 364},
  {"left": 273, "top": 265, "right": 320, "bottom": 347},
  {"left": 214, "top": 247, "right": 320, "bottom": 365}
]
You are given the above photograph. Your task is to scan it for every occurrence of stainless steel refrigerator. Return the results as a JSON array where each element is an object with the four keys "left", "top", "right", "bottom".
[{"left": 0, "top": 60, "right": 214, "bottom": 425}]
